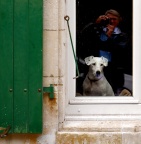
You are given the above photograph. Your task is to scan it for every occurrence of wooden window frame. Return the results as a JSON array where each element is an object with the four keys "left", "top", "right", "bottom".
[{"left": 65, "top": 0, "right": 141, "bottom": 121}]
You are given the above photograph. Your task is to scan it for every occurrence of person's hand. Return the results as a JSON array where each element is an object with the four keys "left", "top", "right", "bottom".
[
  {"left": 119, "top": 89, "right": 132, "bottom": 96},
  {"left": 96, "top": 15, "right": 108, "bottom": 24},
  {"left": 106, "top": 24, "right": 115, "bottom": 37}
]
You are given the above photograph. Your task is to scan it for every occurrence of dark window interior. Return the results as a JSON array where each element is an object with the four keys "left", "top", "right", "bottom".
[{"left": 76, "top": 0, "right": 132, "bottom": 95}]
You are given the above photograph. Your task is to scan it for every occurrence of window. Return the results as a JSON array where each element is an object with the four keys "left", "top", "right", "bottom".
[{"left": 65, "top": 0, "right": 141, "bottom": 120}]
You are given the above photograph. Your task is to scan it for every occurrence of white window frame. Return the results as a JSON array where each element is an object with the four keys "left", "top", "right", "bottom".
[{"left": 65, "top": 0, "right": 141, "bottom": 121}]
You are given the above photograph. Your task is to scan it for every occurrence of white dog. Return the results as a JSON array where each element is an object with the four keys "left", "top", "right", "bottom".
[{"left": 83, "top": 56, "right": 114, "bottom": 96}]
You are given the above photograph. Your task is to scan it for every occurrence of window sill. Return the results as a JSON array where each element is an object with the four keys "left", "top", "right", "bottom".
[{"left": 59, "top": 120, "right": 141, "bottom": 132}]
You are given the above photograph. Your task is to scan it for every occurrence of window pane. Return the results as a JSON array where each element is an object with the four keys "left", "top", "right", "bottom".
[{"left": 76, "top": 0, "right": 132, "bottom": 97}]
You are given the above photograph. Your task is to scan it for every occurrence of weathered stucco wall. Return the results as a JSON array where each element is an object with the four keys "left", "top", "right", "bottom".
[{"left": 1, "top": 0, "right": 141, "bottom": 144}]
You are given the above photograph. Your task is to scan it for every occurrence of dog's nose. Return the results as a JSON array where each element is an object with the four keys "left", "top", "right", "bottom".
[{"left": 96, "top": 71, "right": 100, "bottom": 75}]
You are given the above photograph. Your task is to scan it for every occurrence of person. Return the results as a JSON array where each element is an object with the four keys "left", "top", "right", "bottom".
[{"left": 76, "top": 9, "right": 130, "bottom": 95}]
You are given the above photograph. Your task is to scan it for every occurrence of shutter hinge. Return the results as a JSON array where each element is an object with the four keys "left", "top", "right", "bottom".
[
  {"left": 43, "top": 84, "right": 54, "bottom": 99},
  {"left": 0, "top": 126, "right": 11, "bottom": 138}
]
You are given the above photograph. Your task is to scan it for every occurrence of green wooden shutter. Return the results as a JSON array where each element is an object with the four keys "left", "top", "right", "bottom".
[{"left": 0, "top": 0, "right": 43, "bottom": 133}]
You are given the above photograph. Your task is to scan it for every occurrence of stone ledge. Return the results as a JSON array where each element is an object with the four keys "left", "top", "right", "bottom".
[
  {"left": 59, "top": 120, "right": 141, "bottom": 132},
  {"left": 56, "top": 132, "right": 141, "bottom": 144}
]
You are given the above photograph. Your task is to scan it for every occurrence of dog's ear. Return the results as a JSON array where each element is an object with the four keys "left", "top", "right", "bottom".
[
  {"left": 101, "top": 56, "right": 108, "bottom": 67},
  {"left": 84, "top": 56, "right": 95, "bottom": 65}
]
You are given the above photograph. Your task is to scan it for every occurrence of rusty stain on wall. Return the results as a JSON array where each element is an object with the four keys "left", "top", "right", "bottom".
[{"left": 0, "top": 134, "right": 40, "bottom": 144}]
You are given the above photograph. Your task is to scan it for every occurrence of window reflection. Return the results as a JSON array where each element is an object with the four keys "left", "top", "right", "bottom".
[{"left": 76, "top": 0, "right": 132, "bottom": 96}]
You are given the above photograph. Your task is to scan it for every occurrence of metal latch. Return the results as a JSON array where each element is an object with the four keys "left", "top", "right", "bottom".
[
  {"left": 43, "top": 84, "right": 54, "bottom": 99},
  {"left": 0, "top": 126, "right": 11, "bottom": 138}
]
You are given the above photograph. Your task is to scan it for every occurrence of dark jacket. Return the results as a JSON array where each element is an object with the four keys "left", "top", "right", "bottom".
[{"left": 77, "top": 23, "right": 128, "bottom": 65}]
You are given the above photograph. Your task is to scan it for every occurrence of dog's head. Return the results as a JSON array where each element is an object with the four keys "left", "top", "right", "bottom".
[{"left": 84, "top": 56, "right": 108, "bottom": 79}]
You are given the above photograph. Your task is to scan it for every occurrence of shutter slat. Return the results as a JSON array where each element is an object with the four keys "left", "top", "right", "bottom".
[
  {"left": 28, "top": 0, "right": 43, "bottom": 133},
  {"left": 14, "top": 0, "right": 29, "bottom": 133},
  {"left": 0, "top": 0, "right": 14, "bottom": 133}
]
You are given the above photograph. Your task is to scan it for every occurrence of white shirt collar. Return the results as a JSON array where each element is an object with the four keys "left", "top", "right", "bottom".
[{"left": 103, "top": 27, "right": 121, "bottom": 34}]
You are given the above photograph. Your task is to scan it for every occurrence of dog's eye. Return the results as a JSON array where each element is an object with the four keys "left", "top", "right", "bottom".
[
  {"left": 92, "top": 63, "right": 96, "bottom": 65},
  {"left": 100, "top": 64, "right": 103, "bottom": 66}
]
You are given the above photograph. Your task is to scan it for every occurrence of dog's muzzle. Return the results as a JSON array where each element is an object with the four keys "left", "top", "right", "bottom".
[{"left": 96, "top": 71, "right": 101, "bottom": 77}]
